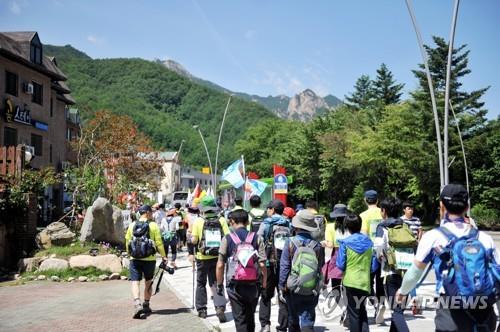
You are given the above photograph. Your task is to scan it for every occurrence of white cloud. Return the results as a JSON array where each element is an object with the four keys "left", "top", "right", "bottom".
[
  {"left": 9, "top": 0, "right": 24, "bottom": 14},
  {"left": 87, "top": 35, "right": 105, "bottom": 45},
  {"left": 245, "top": 29, "right": 256, "bottom": 40}
]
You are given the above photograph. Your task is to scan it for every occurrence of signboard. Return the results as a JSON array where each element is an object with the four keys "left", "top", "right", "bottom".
[
  {"left": 273, "top": 173, "right": 288, "bottom": 194},
  {"left": 202, "top": 167, "right": 211, "bottom": 175},
  {"left": 5, "top": 98, "right": 14, "bottom": 122},
  {"left": 34, "top": 121, "right": 48, "bottom": 131},
  {"left": 14, "top": 105, "right": 31, "bottom": 125}
]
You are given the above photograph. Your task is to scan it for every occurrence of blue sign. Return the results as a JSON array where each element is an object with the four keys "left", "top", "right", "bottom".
[
  {"left": 274, "top": 173, "right": 288, "bottom": 194},
  {"left": 34, "top": 121, "right": 49, "bottom": 131}
]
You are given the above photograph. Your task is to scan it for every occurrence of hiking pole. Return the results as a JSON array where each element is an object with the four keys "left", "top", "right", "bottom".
[{"left": 192, "top": 259, "right": 196, "bottom": 309}]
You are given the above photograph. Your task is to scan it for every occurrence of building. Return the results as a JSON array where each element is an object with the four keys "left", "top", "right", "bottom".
[
  {"left": 0, "top": 31, "right": 79, "bottom": 225},
  {"left": 180, "top": 166, "right": 214, "bottom": 191}
]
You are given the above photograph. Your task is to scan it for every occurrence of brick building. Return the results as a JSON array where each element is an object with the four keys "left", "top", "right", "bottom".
[{"left": 0, "top": 31, "right": 79, "bottom": 225}]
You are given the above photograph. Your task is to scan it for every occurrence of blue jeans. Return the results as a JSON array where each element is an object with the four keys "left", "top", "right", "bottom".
[{"left": 286, "top": 293, "right": 318, "bottom": 332}]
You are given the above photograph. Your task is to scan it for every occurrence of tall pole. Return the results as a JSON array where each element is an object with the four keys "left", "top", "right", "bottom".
[
  {"left": 449, "top": 101, "right": 470, "bottom": 210},
  {"left": 405, "top": 0, "right": 445, "bottom": 188},
  {"left": 241, "top": 155, "right": 247, "bottom": 210},
  {"left": 443, "top": 0, "right": 460, "bottom": 185},
  {"left": 193, "top": 125, "right": 215, "bottom": 190},
  {"left": 214, "top": 94, "right": 233, "bottom": 196}
]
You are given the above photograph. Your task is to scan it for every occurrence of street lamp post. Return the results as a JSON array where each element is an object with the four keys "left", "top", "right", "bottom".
[
  {"left": 214, "top": 94, "right": 233, "bottom": 195},
  {"left": 193, "top": 125, "right": 215, "bottom": 190}
]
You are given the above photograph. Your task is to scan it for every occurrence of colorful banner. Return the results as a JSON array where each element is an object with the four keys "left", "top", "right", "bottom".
[
  {"left": 222, "top": 159, "right": 245, "bottom": 189},
  {"left": 245, "top": 179, "right": 268, "bottom": 199}
]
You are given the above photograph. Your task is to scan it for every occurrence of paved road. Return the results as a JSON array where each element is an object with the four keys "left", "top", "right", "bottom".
[{"left": 0, "top": 279, "right": 208, "bottom": 332}]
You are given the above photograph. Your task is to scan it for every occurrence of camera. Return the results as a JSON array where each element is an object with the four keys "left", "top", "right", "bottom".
[{"left": 159, "top": 261, "right": 175, "bottom": 275}]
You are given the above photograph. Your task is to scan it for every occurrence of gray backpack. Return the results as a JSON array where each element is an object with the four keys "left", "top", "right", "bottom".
[{"left": 286, "top": 237, "right": 320, "bottom": 296}]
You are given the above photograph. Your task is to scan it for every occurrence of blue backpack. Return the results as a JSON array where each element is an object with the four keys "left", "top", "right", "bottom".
[{"left": 438, "top": 227, "right": 499, "bottom": 302}]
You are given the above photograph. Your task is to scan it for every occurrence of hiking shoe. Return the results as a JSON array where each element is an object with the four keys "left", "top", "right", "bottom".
[
  {"left": 216, "top": 307, "right": 227, "bottom": 323},
  {"left": 259, "top": 324, "right": 271, "bottom": 332},
  {"left": 198, "top": 310, "right": 207, "bottom": 319},
  {"left": 375, "top": 305, "right": 386, "bottom": 324},
  {"left": 142, "top": 302, "right": 152, "bottom": 314},
  {"left": 133, "top": 303, "right": 143, "bottom": 319}
]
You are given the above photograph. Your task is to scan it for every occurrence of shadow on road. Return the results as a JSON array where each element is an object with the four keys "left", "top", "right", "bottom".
[{"left": 153, "top": 307, "right": 192, "bottom": 315}]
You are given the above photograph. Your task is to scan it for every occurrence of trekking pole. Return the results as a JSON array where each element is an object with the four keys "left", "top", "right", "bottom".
[{"left": 192, "top": 259, "right": 196, "bottom": 309}]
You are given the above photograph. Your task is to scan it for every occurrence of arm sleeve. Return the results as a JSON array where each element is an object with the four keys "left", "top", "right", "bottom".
[
  {"left": 257, "top": 236, "right": 267, "bottom": 263},
  {"left": 125, "top": 224, "right": 133, "bottom": 253},
  {"left": 371, "top": 253, "right": 380, "bottom": 273},
  {"left": 399, "top": 262, "right": 425, "bottom": 295},
  {"left": 218, "top": 237, "right": 228, "bottom": 263},
  {"left": 152, "top": 224, "right": 166, "bottom": 257},
  {"left": 336, "top": 242, "right": 347, "bottom": 272},
  {"left": 191, "top": 219, "right": 201, "bottom": 244},
  {"left": 279, "top": 240, "right": 291, "bottom": 289},
  {"left": 220, "top": 217, "right": 230, "bottom": 235}
]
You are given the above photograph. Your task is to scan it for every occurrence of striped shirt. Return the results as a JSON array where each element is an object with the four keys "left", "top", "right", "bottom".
[{"left": 400, "top": 215, "right": 421, "bottom": 237}]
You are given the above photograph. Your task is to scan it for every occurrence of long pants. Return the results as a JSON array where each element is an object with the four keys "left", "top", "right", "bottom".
[
  {"left": 259, "top": 264, "right": 288, "bottom": 330},
  {"left": 435, "top": 295, "right": 497, "bottom": 332},
  {"left": 370, "top": 266, "right": 384, "bottom": 305},
  {"left": 286, "top": 293, "right": 319, "bottom": 332},
  {"left": 384, "top": 274, "right": 409, "bottom": 332},
  {"left": 195, "top": 258, "right": 227, "bottom": 312},
  {"left": 344, "top": 286, "right": 369, "bottom": 332},
  {"left": 177, "top": 229, "right": 187, "bottom": 246},
  {"left": 163, "top": 237, "right": 177, "bottom": 261},
  {"left": 226, "top": 284, "right": 259, "bottom": 332}
]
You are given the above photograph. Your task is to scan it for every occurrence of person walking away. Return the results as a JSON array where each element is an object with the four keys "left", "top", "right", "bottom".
[
  {"left": 174, "top": 203, "right": 187, "bottom": 251},
  {"left": 283, "top": 207, "right": 296, "bottom": 223},
  {"left": 305, "top": 200, "right": 327, "bottom": 280},
  {"left": 280, "top": 209, "right": 324, "bottom": 332},
  {"left": 336, "top": 213, "right": 378, "bottom": 332},
  {"left": 191, "top": 202, "right": 230, "bottom": 322},
  {"left": 257, "top": 199, "right": 291, "bottom": 332},
  {"left": 186, "top": 205, "right": 200, "bottom": 261},
  {"left": 125, "top": 204, "right": 167, "bottom": 318},
  {"left": 153, "top": 203, "right": 166, "bottom": 224},
  {"left": 373, "top": 197, "right": 416, "bottom": 331},
  {"left": 359, "top": 190, "right": 385, "bottom": 323},
  {"left": 233, "top": 196, "right": 244, "bottom": 211},
  {"left": 323, "top": 204, "right": 351, "bottom": 326},
  {"left": 400, "top": 201, "right": 423, "bottom": 315},
  {"left": 160, "top": 208, "right": 179, "bottom": 269},
  {"left": 397, "top": 184, "right": 499, "bottom": 332},
  {"left": 216, "top": 209, "right": 268, "bottom": 332},
  {"left": 248, "top": 194, "right": 266, "bottom": 232}
]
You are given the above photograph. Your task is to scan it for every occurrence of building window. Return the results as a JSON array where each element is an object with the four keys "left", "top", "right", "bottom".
[
  {"left": 32, "top": 82, "right": 43, "bottom": 105},
  {"left": 50, "top": 98, "right": 53, "bottom": 117},
  {"left": 30, "top": 41, "right": 42, "bottom": 64},
  {"left": 5, "top": 71, "right": 18, "bottom": 96},
  {"left": 31, "top": 134, "right": 43, "bottom": 156},
  {"left": 49, "top": 144, "right": 53, "bottom": 163},
  {"left": 4, "top": 127, "right": 17, "bottom": 147}
]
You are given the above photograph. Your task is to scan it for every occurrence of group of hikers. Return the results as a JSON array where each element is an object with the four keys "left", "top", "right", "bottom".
[{"left": 124, "top": 183, "right": 499, "bottom": 332}]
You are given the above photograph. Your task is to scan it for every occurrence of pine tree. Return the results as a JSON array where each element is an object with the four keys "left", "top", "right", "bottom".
[
  {"left": 345, "top": 75, "right": 375, "bottom": 110},
  {"left": 373, "top": 63, "right": 404, "bottom": 105}
]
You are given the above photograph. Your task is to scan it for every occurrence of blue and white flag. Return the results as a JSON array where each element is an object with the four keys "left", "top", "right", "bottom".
[
  {"left": 222, "top": 159, "right": 245, "bottom": 188},
  {"left": 245, "top": 179, "right": 267, "bottom": 198}
]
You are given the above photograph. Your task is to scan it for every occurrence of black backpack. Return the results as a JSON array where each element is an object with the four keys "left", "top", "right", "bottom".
[
  {"left": 198, "top": 217, "right": 223, "bottom": 256},
  {"left": 249, "top": 211, "right": 265, "bottom": 233},
  {"left": 128, "top": 221, "right": 156, "bottom": 259}
]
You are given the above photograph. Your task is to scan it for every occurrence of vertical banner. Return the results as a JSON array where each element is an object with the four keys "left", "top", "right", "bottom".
[{"left": 273, "top": 164, "right": 287, "bottom": 206}]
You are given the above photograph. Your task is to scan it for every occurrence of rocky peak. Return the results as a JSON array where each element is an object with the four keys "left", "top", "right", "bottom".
[
  {"left": 161, "top": 59, "right": 193, "bottom": 79},
  {"left": 287, "top": 89, "right": 329, "bottom": 121}
]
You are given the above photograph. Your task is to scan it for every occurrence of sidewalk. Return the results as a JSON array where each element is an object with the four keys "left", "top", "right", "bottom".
[
  {"left": 0, "top": 279, "right": 207, "bottom": 332},
  {"left": 163, "top": 251, "right": 438, "bottom": 331}
]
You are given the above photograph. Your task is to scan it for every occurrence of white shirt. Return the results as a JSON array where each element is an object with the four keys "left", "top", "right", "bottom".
[
  {"left": 160, "top": 216, "right": 179, "bottom": 234},
  {"left": 153, "top": 209, "right": 166, "bottom": 224},
  {"left": 415, "top": 221, "right": 499, "bottom": 264}
]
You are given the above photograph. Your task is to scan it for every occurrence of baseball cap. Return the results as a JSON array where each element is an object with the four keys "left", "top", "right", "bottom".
[
  {"left": 138, "top": 205, "right": 152, "bottom": 215},
  {"left": 267, "top": 199, "right": 285, "bottom": 211},
  {"left": 440, "top": 184, "right": 468, "bottom": 213},
  {"left": 364, "top": 190, "right": 378, "bottom": 200}
]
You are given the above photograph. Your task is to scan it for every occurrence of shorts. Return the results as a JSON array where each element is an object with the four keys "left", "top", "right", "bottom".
[{"left": 129, "top": 259, "right": 156, "bottom": 281}]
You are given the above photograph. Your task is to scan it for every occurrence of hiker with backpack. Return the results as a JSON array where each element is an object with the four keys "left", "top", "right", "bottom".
[
  {"left": 336, "top": 213, "right": 379, "bottom": 332},
  {"left": 279, "top": 209, "right": 324, "bottom": 332},
  {"left": 248, "top": 195, "right": 266, "bottom": 232},
  {"left": 257, "top": 199, "right": 291, "bottom": 332},
  {"left": 160, "top": 208, "right": 180, "bottom": 269},
  {"left": 359, "top": 190, "right": 385, "bottom": 324},
  {"left": 125, "top": 204, "right": 167, "bottom": 319},
  {"left": 396, "top": 184, "right": 499, "bottom": 332},
  {"left": 373, "top": 197, "right": 416, "bottom": 331},
  {"left": 191, "top": 202, "right": 230, "bottom": 322},
  {"left": 216, "top": 208, "right": 267, "bottom": 332},
  {"left": 305, "top": 200, "right": 327, "bottom": 270}
]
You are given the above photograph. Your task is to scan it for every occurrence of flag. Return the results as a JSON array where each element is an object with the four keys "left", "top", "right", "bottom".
[
  {"left": 186, "top": 188, "right": 193, "bottom": 206},
  {"left": 222, "top": 159, "right": 245, "bottom": 189},
  {"left": 245, "top": 179, "right": 267, "bottom": 199},
  {"left": 192, "top": 183, "right": 201, "bottom": 199}
]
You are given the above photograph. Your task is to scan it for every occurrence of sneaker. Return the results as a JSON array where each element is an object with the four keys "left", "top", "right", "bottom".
[
  {"left": 375, "top": 305, "right": 386, "bottom": 324},
  {"left": 198, "top": 310, "right": 207, "bottom": 319},
  {"left": 259, "top": 325, "right": 271, "bottom": 332},
  {"left": 133, "top": 303, "right": 143, "bottom": 319},
  {"left": 142, "top": 302, "right": 152, "bottom": 314},
  {"left": 216, "top": 307, "right": 227, "bottom": 323},
  {"left": 171, "top": 262, "right": 178, "bottom": 270}
]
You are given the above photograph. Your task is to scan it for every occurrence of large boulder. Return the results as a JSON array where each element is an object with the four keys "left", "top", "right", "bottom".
[
  {"left": 79, "top": 198, "right": 125, "bottom": 246},
  {"left": 69, "top": 254, "right": 122, "bottom": 273},
  {"left": 38, "top": 258, "right": 69, "bottom": 272},
  {"left": 36, "top": 222, "right": 75, "bottom": 249}
]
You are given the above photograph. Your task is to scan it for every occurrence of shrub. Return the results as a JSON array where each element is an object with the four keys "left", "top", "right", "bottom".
[{"left": 471, "top": 204, "right": 499, "bottom": 230}]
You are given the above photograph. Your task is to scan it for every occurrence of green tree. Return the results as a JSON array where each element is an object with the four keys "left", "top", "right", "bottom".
[
  {"left": 345, "top": 75, "right": 375, "bottom": 110},
  {"left": 373, "top": 63, "right": 404, "bottom": 105}
]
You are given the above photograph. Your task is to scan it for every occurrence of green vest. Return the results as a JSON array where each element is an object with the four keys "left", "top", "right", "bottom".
[{"left": 342, "top": 247, "right": 372, "bottom": 293}]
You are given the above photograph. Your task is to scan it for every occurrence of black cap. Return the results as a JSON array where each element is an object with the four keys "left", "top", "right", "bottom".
[
  {"left": 138, "top": 205, "right": 152, "bottom": 215},
  {"left": 267, "top": 199, "right": 285, "bottom": 211},
  {"left": 440, "top": 184, "right": 468, "bottom": 212},
  {"left": 330, "top": 203, "right": 348, "bottom": 219},
  {"left": 364, "top": 190, "right": 378, "bottom": 200}
]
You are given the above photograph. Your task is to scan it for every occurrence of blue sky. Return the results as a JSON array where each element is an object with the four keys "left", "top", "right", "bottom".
[{"left": 1, "top": 0, "right": 498, "bottom": 118}]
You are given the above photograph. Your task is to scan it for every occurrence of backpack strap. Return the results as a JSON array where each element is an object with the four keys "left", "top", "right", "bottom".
[
  {"left": 229, "top": 232, "right": 241, "bottom": 245},
  {"left": 437, "top": 226, "right": 458, "bottom": 244},
  {"left": 245, "top": 231, "right": 255, "bottom": 244}
]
